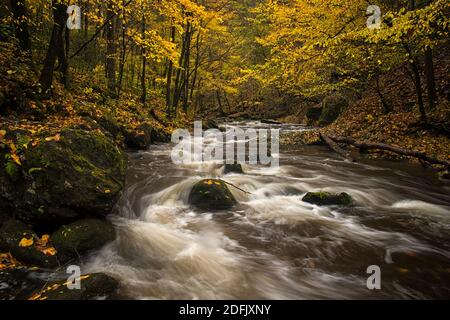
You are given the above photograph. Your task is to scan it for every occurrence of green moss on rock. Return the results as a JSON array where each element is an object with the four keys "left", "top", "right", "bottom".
[
  {"left": 0, "top": 128, "right": 126, "bottom": 227},
  {"left": 188, "top": 179, "right": 238, "bottom": 211},
  {"left": 302, "top": 191, "right": 353, "bottom": 206},
  {"left": 223, "top": 164, "right": 244, "bottom": 174},
  {"left": 51, "top": 219, "right": 116, "bottom": 261},
  {"left": 318, "top": 94, "right": 348, "bottom": 126}
]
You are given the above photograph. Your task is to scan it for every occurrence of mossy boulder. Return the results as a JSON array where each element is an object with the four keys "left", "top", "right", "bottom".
[
  {"left": 0, "top": 219, "right": 58, "bottom": 267},
  {"left": 223, "top": 163, "right": 244, "bottom": 174},
  {"left": 188, "top": 179, "right": 238, "bottom": 211},
  {"left": 123, "top": 122, "right": 169, "bottom": 148},
  {"left": 94, "top": 113, "right": 121, "bottom": 139},
  {"left": 29, "top": 273, "right": 119, "bottom": 300},
  {"left": 151, "top": 126, "right": 171, "bottom": 143},
  {"left": 318, "top": 94, "right": 348, "bottom": 125},
  {"left": 51, "top": 219, "right": 116, "bottom": 261},
  {"left": 302, "top": 192, "right": 353, "bottom": 206},
  {"left": 124, "top": 123, "right": 153, "bottom": 150},
  {"left": 0, "top": 128, "right": 126, "bottom": 227}
]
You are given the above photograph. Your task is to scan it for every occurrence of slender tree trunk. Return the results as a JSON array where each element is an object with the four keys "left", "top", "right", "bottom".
[
  {"left": 39, "top": 0, "right": 67, "bottom": 92},
  {"left": 403, "top": 43, "right": 426, "bottom": 121},
  {"left": 59, "top": 26, "right": 70, "bottom": 88},
  {"left": 189, "top": 31, "right": 201, "bottom": 111},
  {"left": 10, "top": 0, "right": 31, "bottom": 53},
  {"left": 140, "top": 12, "right": 147, "bottom": 105},
  {"left": 424, "top": 47, "right": 437, "bottom": 110},
  {"left": 182, "top": 28, "right": 193, "bottom": 112},
  {"left": 106, "top": 1, "right": 117, "bottom": 98},
  {"left": 409, "top": 60, "right": 427, "bottom": 121},
  {"left": 166, "top": 26, "right": 176, "bottom": 116},
  {"left": 375, "top": 74, "right": 391, "bottom": 114},
  {"left": 172, "top": 22, "right": 191, "bottom": 112},
  {"left": 117, "top": 1, "right": 127, "bottom": 99}
]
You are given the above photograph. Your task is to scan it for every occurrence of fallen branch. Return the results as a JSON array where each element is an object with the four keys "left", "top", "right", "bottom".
[
  {"left": 223, "top": 181, "right": 252, "bottom": 195},
  {"left": 328, "top": 135, "right": 450, "bottom": 168},
  {"left": 319, "top": 132, "right": 356, "bottom": 162}
]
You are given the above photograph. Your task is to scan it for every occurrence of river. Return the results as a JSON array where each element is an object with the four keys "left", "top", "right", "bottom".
[{"left": 84, "top": 121, "right": 450, "bottom": 299}]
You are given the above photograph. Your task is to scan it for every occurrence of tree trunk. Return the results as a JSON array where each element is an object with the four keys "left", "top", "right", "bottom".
[
  {"left": 39, "top": 0, "right": 67, "bottom": 92},
  {"left": 182, "top": 28, "right": 193, "bottom": 113},
  {"left": 403, "top": 44, "right": 426, "bottom": 121},
  {"left": 117, "top": 1, "right": 127, "bottom": 99},
  {"left": 189, "top": 31, "right": 201, "bottom": 113},
  {"left": 409, "top": 60, "right": 426, "bottom": 121},
  {"left": 10, "top": 0, "right": 31, "bottom": 53},
  {"left": 140, "top": 12, "right": 147, "bottom": 105},
  {"left": 166, "top": 26, "right": 176, "bottom": 116},
  {"left": 172, "top": 22, "right": 191, "bottom": 112},
  {"left": 106, "top": 1, "right": 117, "bottom": 98},
  {"left": 375, "top": 74, "right": 392, "bottom": 114},
  {"left": 424, "top": 47, "right": 437, "bottom": 110}
]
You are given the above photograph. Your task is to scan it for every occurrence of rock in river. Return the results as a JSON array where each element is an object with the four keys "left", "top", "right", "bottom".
[
  {"left": 302, "top": 192, "right": 353, "bottom": 206},
  {"left": 51, "top": 219, "right": 116, "bottom": 261},
  {"left": 223, "top": 163, "right": 244, "bottom": 174},
  {"left": 188, "top": 179, "right": 238, "bottom": 211}
]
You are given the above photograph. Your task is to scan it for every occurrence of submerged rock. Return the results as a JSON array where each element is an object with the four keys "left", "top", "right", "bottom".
[
  {"left": 302, "top": 192, "right": 353, "bottom": 206},
  {"left": 188, "top": 179, "right": 238, "bottom": 211},
  {"left": 0, "top": 220, "right": 57, "bottom": 267},
  {"left": 51, "top": 219, "right": 116, "bottom": 261},
  {"left": 0, "top": 128, "right": 126, "bottom": 227},
  {"left": 223, "top": 163, "right": 244, "bottom": 174},
  {"left": 29, "top": 273, "right": 119, "bottom": 300}
]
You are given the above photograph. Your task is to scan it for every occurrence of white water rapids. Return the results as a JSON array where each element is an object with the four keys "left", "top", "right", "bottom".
[{"left": 83, "top": 122, "right": 450, "bottom": 299}]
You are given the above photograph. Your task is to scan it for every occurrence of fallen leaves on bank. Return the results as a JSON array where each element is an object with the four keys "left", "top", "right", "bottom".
[
  {"left": 0, "top": 252, "right": 22, "bottom": 271},
  {"left": 18, "top": 234, "right": 58, "bottom": 257}
]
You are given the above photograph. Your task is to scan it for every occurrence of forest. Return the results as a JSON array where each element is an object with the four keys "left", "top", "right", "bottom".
[{"left": 0, "top": 0, "right": 449, "bottom": 301}]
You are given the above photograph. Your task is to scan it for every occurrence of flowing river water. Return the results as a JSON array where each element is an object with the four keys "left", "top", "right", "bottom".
[{"left": 84, "top": 121, "right": 450, "bottom": 299}]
